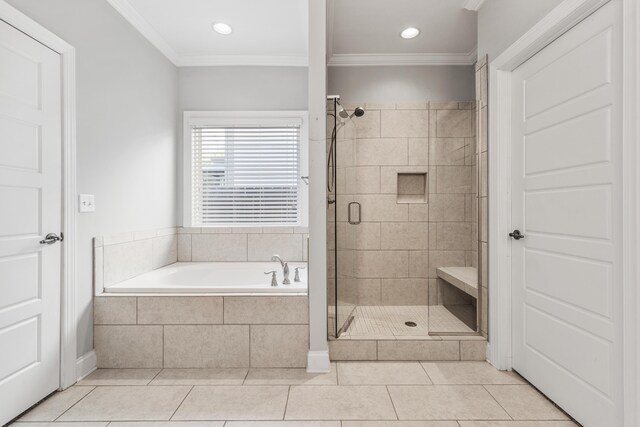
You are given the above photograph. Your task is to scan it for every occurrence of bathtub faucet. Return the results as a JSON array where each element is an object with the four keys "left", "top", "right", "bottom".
[{"left": 271, "top": 255, "right": 290, "bottom": 285}]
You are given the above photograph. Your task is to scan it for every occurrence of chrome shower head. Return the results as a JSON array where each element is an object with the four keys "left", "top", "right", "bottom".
[{"left": 336, "top": 103, "right": 365, "bottom": 120}]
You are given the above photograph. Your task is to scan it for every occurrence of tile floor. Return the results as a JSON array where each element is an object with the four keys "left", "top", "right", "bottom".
[
  {"left": 10, "top": 362, "right": 578, "bottom": 426},
  {"left": 335, "top": 305, "right": 476, "bottom": 339}
]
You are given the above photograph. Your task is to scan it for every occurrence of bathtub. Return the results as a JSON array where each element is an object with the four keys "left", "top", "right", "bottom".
[{"left": 104, "top": 261, "right": 308, "bottom": 294}]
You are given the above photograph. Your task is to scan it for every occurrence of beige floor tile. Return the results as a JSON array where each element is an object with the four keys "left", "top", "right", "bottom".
[
  {"left": 484, "top": 385, "right": 570, "bottom": 420},
  {"left": 285, "top": 385, "right": 397, "bottom": 420},
  {"left": 244, "top": 364, "right": 337, "bottom": 385},
  {"left": 388, "top": 385, "right": 510, "bottom": 420},
  {"left": 57, "top": 386, "right": 190, "bottom": 421},
  {"left": 225, "top": 423, "right": 340, "bottom": 427},
  {"left": 78, "top": 369, "right": 160, "bottom": 385},
  {"left": 10, "top": 423, "right": 107, "bottom": 427},
  {"left": 172, "top": 386, "right": 288, "bottom": 420},
  {"left": 108, "top": 423, "right": 224, "bottom": 426},
  {"left": 150, "top": 368, "right": 248, "bottom": 385},
  {"left": 421, "top": 362, "right": 525, "bottom": 385},
  {"left": 343, "top": 422, "right": 458, "bottom": 427},
  {"left": 458, "top": 423, "right": 578, "bottom": 427},
  {"left": 337, "top": 362, "right": 432, "bottom": 385},
  {"left": 18, "top": 386, "right": 95, "bottom": 421}
]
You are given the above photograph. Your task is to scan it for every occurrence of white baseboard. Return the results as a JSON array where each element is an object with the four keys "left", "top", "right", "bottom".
[
  {"left": 76, "top": 349, "right": 97, "bottom": 381},
  {"left": 306, "top": 350, "right": 331, "bottom": 373}
]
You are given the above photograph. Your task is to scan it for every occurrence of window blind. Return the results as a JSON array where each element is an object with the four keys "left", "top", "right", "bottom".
[{"left": 190, "top": 124, "right": 302, "bottom": 226}]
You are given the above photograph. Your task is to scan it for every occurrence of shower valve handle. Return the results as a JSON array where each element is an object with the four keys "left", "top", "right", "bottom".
[{"left": 264, "top": 271, "right": 278, "bottom": 287}]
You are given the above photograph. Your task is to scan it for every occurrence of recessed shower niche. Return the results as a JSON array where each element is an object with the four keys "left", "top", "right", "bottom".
[{"left": 397, "top": 172, "right": 427, "bottom": 203}]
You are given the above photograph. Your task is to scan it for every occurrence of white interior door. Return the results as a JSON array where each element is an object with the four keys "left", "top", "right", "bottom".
[
  {"left": 511, "top": 2, "right": 622, "bottom": 426},
  {"left": 0, "top": 20, "right": 62, "bottom": 425}
]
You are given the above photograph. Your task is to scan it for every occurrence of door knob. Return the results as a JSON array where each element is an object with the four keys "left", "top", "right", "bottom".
[
  {"left": 40, "top": 233, "right": 63, "bottom": 245},
  {"left": 509, "top": 229, "right": 525, "bottom": 240}
]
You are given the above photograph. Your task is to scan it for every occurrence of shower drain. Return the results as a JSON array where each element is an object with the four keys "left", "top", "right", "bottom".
[{"left": 404, "top": 321, "right": 418, "bottom": 327}]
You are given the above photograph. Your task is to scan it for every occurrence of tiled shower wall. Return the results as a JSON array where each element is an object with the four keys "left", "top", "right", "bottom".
[
  {"left": 476, "top": 56, "right": 489, "bottom": 337},
  {"left": 329, "top": 101, "right": 477, "bottom": 307}
]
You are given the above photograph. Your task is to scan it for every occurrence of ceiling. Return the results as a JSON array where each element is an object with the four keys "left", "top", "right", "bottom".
[
  {"left": 107, "top": 0, "right": 478, "bottom": 67},
  {"left": 107, "top": 0, "right": 308, "bottom": 66},
  {"left": 328, "top": 0, "right": 478, "bottom": 66}
]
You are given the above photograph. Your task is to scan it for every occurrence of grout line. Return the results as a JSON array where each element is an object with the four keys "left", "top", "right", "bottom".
[
  {"left": 53, "top": 386, "right": 97, "bottom": 421},
  {"left": 169, "top": 384, "right": 194, "bottom": 420},
  {"left": 282, "top": 385, "right": 292, "bottom": 420},
  {"left": 482, "top": 384, "right": 514, "bottom": 420},
  {"left": 148, "top": 368, "right": 163, "bottom": 385},
  {"left": 385, "top": 385, "right": 400, "bottom": 420}
]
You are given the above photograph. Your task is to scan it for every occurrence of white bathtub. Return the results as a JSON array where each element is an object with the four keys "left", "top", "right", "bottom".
[{"left": 104, "top": 262, "right": 308, "bottom": 294}]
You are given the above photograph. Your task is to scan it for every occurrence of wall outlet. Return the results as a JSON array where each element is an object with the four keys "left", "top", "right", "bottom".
[{"left": 78, "top": 194, "right": 95, "bottom": 213}]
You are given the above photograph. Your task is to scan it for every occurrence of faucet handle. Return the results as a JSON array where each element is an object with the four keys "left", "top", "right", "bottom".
[
  {"left": 264, "top": 271, "right": 278, "bottom": 287},
  {"left": 294, "top": 266, "right": 306, "bottom": 282}
]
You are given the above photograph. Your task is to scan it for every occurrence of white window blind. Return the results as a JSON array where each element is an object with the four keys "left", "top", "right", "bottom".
[{"left": 187, "top": 115, "right": 306, "bottom": 227}]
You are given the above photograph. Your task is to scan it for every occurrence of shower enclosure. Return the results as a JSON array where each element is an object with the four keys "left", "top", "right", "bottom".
[{"left": 327, "top": 96, "right": 483, "bottom": 339}]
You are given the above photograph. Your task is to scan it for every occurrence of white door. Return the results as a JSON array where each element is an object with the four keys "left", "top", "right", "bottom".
[
  {"left": 0, "top": 20, "right": 62, "bottom": 425},
  {"left": 511, "top": 2, "right": 622, "bottom": 426}
]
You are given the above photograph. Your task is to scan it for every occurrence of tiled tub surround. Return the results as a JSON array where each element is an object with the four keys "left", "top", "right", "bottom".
[
  {"left": 476, "top": 56, "right": 489, "bottom": 338},
  {"left": 94, "top": 295, "right": 309, "bottom": 368},
  {"left": 328, "top": 101, "right": 478, "bottom": 309}
]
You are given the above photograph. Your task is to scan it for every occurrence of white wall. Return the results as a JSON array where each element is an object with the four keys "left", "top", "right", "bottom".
[
  {"left": 177, "top": 66, "right": 308, "bottom": 224},
  {"left": 328, "top": 66, "right": 475, "bottom": 103},
  {"left": 7, "top": 0, "right": 179, "bottom": 358},
  {"left": 478, "top": 0, "right": 564, "bottom": 60}
]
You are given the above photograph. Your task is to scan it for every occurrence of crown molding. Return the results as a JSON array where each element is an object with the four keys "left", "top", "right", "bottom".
[
  {"left": 328, "top": 48, "right": 478, "bottom": 67},
  {"left": 463, "top": 0, "right": 487, "bottom": 11},
  {"left": 106, "top": 0, "right": 308, "bottom": 67},
  {"left": 178, "top": 55, "right": 308, "bottom": 67},
  {"left": 106, "top": 0, "right": 179, "bottom": 64}
]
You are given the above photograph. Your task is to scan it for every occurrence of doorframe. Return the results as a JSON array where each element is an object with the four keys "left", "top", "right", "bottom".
[
  {"left": 0, "top": 1, "right": 78, "bottom": 390},
  {"left": 487, "top": 0, "right": 639, "bottom": 425}
]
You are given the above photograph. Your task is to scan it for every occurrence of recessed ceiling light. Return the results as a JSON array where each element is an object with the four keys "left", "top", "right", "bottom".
[
  {"left": 212, "top": 22, "right": 233, "bottom": 35},
  {"left": 400, "top": 27, "right": 420, "bottom": 39}
]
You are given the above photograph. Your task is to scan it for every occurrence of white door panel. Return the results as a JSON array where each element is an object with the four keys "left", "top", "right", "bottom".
[
  {"left": 0, "top": 19, "right": 62, "bottom": 426},
  {"left": 511, "top": 2, "right": 622, "bottom": 426}
]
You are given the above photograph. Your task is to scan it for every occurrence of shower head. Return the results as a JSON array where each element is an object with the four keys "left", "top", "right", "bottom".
[{"left": 336, "top": 103, "right": 365, "bottom": 120}]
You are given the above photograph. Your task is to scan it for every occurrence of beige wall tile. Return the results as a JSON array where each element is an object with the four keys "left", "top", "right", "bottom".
[
  {"left": 365, "top": 102, "right": 396, "bottom": 110},
  {"left": 355, "top": 109, "right": 381, "bottom": 138},
  {"left": 103, "top": 239, "right": 153, "bottom": 286},
  {"left": 356, "top": 250, "right": 409, "bottom": 278},
  {"left": 250, "top": 324, "right": 309, "bottom": 368},
  {"left": 409, "top": 204, "right": 429, "bottom": 222},
  {"left": 428, "top": 251, "right": 467, "bottom": 277},
  {"left": 354, "top": 223, "right": 381, "bottom": 250},
  {"left": 224, "top": 296, "right": 308, "bottom": 324},
  {"left": 329, "top": 340, "right": 377, "bottom": 361},
  {"left": 396, "top": 102, "right": 428, "bottom": 110},
  {"left": 357, "top": 279, "right": 382, "bottom": 305},
  {"left": 95, "top": 325, "right": 163, "bottom": 368},
  {"left": 436, "top": 166, "right": 472, "bottom": 194},
  {"left": 191, "top": 234, "right": 247, "bottom": 262},
  {"left": 381, "top": 279, "right": 429, "bottom": 305},
  {"left": 408, "top": 138, "right": 429, "bottom": 165},
  {"left": 248, "top": 233, "right": 303, "bottom": 261},
  {"left": 357, "top": 195, "right": 408, "bottom": 222},
  {"left": 430, "top": 101, "right": 460, "bottom": 110},
  {"left": 377, "top": 340, "right": 459, "bottom": 361},
  {"left": 436, "top": 223, "right": 472, "bottom": 250},
  {"left": 152, "top": 234, "right": 177, "bottom": 269},
  {"left": 137, "top": 296, "right": 223, "bottom": 324},
  {"left": 94, "top": 297, "right": 136, "bottom": 325},
  {"left": 103, "top": 232, "right": 134, "bottom": 246},
  {"left": 177, "top": 234, "right": 191, "bottom": 261},
  {"left": 356, "top": 138, "right": 408, "bottom": 166},
  {"left": 164, "top": 325, "right": 250, "bottom": 368},
  {"left": 460, "top": 341, "right": 488, "bottom": 361},
  {"left": 94, "top": 246, "right": 103, "bottom": 292},
  {"left": 436, "top": 110, "right": 473, "bottom": 137},
  {"left": 381, "top": 223, "right": 429, "bottom": 250},
  {"left": 380, "top": 166, "right": 429, "bottom": 195},
  {"left": 409, "top": 251, "right": 429, "bottom": 278},
  {"left": 345, "top": 166, "right": 381, "bottom": 194},
  {"left": 430, "top": 138, "right": 467, "bottom": 165},
  {"left": 429, "top": 194, "right": 466, "bottom": 222},
  {"left": 381, "top": 110, "right": 429, "bottom": 138}
]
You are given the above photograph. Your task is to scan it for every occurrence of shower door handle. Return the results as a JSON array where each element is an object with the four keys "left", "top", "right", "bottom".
[{"left": 348, "top": 202, "right": 361, "bottom": 225}]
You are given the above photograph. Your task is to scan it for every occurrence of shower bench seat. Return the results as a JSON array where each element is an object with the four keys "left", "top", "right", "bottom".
[{"left": 436, "top": 267, "right": 478, "bottom": 299}]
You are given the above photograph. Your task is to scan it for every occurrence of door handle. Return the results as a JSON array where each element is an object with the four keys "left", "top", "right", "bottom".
[
  {"left": 509, "top": 229, "right": 525, "bottom": 240},
  {"left": 40, "top": 233, "right": 63, "bottom": 245},
  {"left": 348, "top": 202, "right": 361, "bottom": 225}
]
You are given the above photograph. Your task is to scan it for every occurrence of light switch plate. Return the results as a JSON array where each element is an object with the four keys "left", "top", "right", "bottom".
[{"left": 78, "top": 194, "right": 95, "bottom": 213}]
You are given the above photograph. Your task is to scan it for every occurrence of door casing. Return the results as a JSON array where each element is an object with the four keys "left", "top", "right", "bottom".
[
  {"left": 0, "top": 0, "right": 78, "bottom": 390},
  {"left": 487, "top": 0, "right": 640, "bottom": 426}
]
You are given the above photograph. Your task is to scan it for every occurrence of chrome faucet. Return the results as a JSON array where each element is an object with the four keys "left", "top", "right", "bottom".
[
  {"left": 264, "top": 270, "right": 278, "bottom": 287},
  {"left": 271, "top": 254, "right": 290, "bottom": 285},
  {"left": 294, "top": 266, "right": 306, "bottom": 283}
]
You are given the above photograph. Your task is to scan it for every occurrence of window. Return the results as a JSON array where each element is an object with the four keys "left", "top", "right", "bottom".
[{"left": 183, "top": 111, "right": 308, "bottom": 228}]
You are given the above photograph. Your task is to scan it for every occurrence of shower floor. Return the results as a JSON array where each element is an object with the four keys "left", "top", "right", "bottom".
[{"left": 334, "top": 305, "right": 476, "bottom": 339}]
